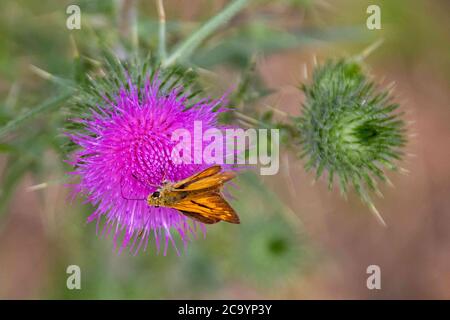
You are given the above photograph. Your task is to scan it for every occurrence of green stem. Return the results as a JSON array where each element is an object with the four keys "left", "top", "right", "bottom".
[
  {"left": 156, "top": 0, "right": 167, "bottom": 61},
  {"left": 117, "top": 0, "right": 138, "bottom": 51},
  {"left": 162, "top": 0, "right": 249, "bottom": 67},
  {"left": 0, "top": 91, "right": 72, "bottom": 140}
]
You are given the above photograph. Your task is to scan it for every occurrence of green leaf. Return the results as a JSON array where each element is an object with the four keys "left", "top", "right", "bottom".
[{"left": 0, "top": 91, "right": 72, "bottom": 140}]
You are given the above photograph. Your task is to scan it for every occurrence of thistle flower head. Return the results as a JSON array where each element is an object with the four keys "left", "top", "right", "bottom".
[
  {"left": 67, "top": 69, "right": 229, "bottom": 255},
  {"left": 297, "top": 60, "right": 406, "bottom": 215}
]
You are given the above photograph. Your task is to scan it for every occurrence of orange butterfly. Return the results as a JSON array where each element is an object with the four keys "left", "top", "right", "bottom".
[{"left": 147, "top": 165, "right": 240, "bottom": 224}]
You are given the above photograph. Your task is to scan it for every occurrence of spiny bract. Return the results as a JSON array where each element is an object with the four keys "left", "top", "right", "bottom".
[{"left": 297, "top": 59, "right": 406, "bottom": 212}]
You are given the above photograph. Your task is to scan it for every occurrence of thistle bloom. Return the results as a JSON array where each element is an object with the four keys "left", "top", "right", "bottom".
[{"left": 68, "top": 76, "right": 228, "bottom": 255}]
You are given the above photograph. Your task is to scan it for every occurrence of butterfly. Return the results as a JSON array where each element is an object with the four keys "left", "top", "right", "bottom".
[{"left": 145, "top": 165, "right": 240, "bottom": 224}]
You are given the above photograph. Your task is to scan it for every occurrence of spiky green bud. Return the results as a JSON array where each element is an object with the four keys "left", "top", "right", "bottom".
[{"left": 297, "top": 59, "right": 406, "bottom": 220}]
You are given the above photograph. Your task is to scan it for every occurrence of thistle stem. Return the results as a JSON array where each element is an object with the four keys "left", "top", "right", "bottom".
[
  {"left": 162, "top": 0, "right": 248, "bottom": 67},
  {"left": 118, "top": 0, "right": 138, "bottom": 49},
  {"left": 156, "top": 0, "right": 167, "bottom": 61}
]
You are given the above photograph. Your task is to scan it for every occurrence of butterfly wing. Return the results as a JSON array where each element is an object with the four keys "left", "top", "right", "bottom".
[
  {"left": 172, "top": 165, "right": 221, "bottom": 189},
  {"left": 179, "top": 211, "right": 220, "bottom": 224},
  {"left": 172, "top": 166, "right": 236, "bottom": 192},
  {"left": 171, "top": 191, "right": 240, "bottom": 224}
]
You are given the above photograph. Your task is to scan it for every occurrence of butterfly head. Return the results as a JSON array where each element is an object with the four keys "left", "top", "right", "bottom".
[{"left": 147, "top": 190, "right": 162, "bottom": 207}]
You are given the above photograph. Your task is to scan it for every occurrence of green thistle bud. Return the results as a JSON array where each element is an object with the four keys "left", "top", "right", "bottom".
[{"left": 297, "top": 59, "right": 407, "bottom": 224}]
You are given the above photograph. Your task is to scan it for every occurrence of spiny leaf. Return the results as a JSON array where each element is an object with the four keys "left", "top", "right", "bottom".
[{"left": 0, "top": 92, "right": 72, "bottom": 140}]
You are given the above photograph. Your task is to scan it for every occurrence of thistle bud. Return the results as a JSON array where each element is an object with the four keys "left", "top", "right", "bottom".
[{"left": 297, "top": 60, "right": 407, "bottom": 222}]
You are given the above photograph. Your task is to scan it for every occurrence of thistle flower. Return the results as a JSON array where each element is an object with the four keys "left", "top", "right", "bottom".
[
  {"left": 67, "top": 72, "right": 230, "bottom": 255},
  {"left": 297, "top": 60, "right": 406, "bottom": 224}
]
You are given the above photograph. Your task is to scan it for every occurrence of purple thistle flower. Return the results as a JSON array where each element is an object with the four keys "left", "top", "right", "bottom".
[{"left": 68, "top": 76, "right": 230, "bottom": 255}]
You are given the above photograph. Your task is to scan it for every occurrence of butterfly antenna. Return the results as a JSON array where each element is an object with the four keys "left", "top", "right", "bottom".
[
  {"left": 161, "top": 166, "right": 168, "bottom": 183},
  {"left": 131, "top": 172, "right": 159, "bottom": 189},
  {"left": 140, "top": 209, "right": 153, "bottom": 234},
  {"left": 120, "top": 175, "right": 146, "bottom": 201}
]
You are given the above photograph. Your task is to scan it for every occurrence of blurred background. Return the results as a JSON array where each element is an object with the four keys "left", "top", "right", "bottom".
[{"left": 0, "top": 0, "right": 449, "bottom": 299}]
